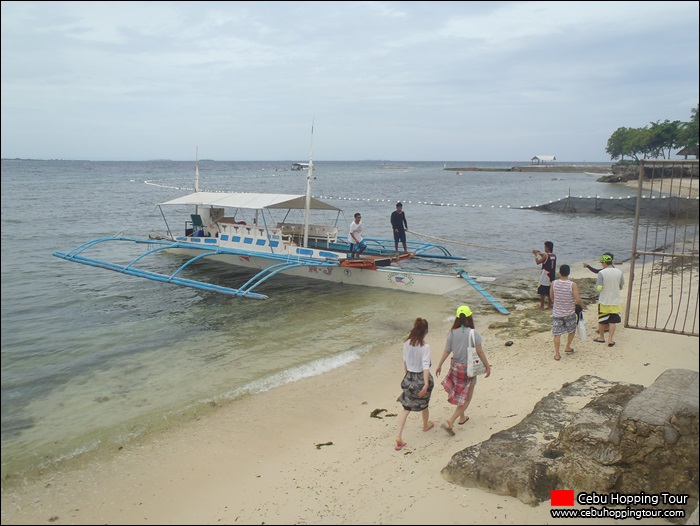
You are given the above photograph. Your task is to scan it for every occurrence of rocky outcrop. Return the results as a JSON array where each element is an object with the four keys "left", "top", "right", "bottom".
[
  {"left": 441, "top": 369, "right": 699, "bottom": 522},
  {"left": 599, "top": 163, "right": 699, "bottom": 183}
]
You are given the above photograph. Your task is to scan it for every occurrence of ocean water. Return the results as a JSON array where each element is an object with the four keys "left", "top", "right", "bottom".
[{"left": 1, "top": 159, "right": 640, "bottom": 485}]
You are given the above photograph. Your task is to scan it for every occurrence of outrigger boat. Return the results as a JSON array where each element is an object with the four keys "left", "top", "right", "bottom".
[{"left": 53, "top": 160, "right": 508, "bottom": 313}]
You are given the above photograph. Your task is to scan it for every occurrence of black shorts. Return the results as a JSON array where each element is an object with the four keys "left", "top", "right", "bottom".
[
  {"left": 537, "top": 285, "right": 551, "bottom": 296},
  {"left": 393, "top": 230, "right": 406, "bottom": 244},
  {"left": 598, "top": 313, "right": 621, "bottom": 324}
]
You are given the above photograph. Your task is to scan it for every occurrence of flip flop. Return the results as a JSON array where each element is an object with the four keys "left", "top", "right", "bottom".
[
  {"left": 394, "top": 442, "right": 407, "bottom": 451},
  {"left": 423, "top": 420, "right": 435, "bottom": 432},
  {"left": 458, "top": 416, "right": 470, "bottom": 425},
  {"left": 441, "top": 423, "right": 455, "bottom": 436},
  {"left": 554, "top": 354, "right": 561, "bottom": 361},
  {"left": 593, "top": 338, "right": 606, "bottom": 343},
  {"left": 565, "top": 348, "right": 574, "bottom": 353},
  {"left": 608, "top": 342, "right": 616, "bottom": 347}
]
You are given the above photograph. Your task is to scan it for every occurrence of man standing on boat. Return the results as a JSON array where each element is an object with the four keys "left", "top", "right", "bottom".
[
  {"left": 390, "top": 202, "right": 409, "bottom": 254},
  {"left": 349, "top": 212, "right": 367, "bottom": 258}
]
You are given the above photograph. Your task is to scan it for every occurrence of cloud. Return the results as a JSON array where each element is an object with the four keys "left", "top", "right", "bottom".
[{"left": 2, "top": 1, "right": 698, "bottom": 161}]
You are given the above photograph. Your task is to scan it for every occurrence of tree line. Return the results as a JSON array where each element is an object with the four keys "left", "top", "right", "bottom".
[{"left": 605, "top": 104, "right": 698, "bottom": 162}]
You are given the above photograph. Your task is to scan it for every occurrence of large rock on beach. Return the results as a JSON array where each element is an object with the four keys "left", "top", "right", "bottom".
[{"left": 441, "top": 369, "right": 699, "bottom": 522}]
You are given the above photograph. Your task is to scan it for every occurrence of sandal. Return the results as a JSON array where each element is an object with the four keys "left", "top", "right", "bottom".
[
  {"left": 593, "top": 338, "right": 606, "bottom": 343},
  {"left": 441, "top": 423, "right": 455, "bottom": 436}
]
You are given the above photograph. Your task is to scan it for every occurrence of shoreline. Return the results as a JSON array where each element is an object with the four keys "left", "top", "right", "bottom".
[
  {"left": 623, "top": 177, "right": 699, "bottom": 198},
  {"left": 2, "top": 266, "right": 698, "bottom": 525}
]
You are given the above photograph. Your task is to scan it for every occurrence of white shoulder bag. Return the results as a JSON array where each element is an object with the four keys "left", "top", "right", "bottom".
[{"left": 466, "top": 329, "right": 487, "bottom": 376}]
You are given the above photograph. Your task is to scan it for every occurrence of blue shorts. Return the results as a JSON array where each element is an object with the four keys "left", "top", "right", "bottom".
[{"left": 351, "top": 240, "right": 367, "bottom": 252}]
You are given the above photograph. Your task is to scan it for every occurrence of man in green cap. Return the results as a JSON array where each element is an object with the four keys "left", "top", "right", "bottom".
[{"left": 593, "top": 253, "right": 624, "bottom": 347}]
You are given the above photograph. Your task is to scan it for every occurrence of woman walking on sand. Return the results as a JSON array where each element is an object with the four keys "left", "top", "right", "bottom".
[
  {"left": 395, "top": 317, "right": 435, "bottom": 451},
  {"left": 435, "top": 305, "right": 491, "bottom": 436}
]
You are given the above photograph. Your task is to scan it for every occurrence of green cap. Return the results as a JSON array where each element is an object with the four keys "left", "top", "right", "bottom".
[
  {"left": 600, "top": 254, "right": 613, "bottom": 263},
  {"left": 456, "top": 305, "right": 473, "bottom": 318}
]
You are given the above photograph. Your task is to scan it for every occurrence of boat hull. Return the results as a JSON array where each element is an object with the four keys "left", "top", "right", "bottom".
[{"left": 164, "top": 247, "right": 467, "bottom": 296}]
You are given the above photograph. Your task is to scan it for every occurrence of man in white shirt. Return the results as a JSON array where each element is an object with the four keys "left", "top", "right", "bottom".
[
  {"left": 348, "top": 212, "right": 367, "bottom": 258},
  {"left": 594, "top": 254, "right": 625, "bottom": 347}
]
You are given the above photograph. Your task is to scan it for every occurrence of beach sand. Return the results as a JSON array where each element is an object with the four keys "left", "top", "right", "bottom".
[
  {"left": 2, "top": 266, "right": 698, "bottom": 525},
  {"left": 624, "top": 174, "right": 699, "bottom": 198}
]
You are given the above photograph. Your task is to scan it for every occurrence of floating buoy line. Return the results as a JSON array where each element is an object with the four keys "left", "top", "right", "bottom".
[
  {"left": 144, "top": 178, "right": 651, "bottom": 210},
  {"left": 143, "top": 179, "right": 665, "bottom": 254}
]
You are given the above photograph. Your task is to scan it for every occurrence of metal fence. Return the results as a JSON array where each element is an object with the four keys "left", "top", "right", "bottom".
[{"left": 625, "top": 160, "right": 699, "bottom": 336}]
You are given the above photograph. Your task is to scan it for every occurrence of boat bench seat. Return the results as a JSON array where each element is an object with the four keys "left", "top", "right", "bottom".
[
  {"left": 218, "top": 217, "right": 246, "bottom": 225},
  {"left": 276, "top": 223, "right": 338, "bottom": 243}
]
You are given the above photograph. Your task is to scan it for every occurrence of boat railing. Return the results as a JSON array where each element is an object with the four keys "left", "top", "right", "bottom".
[
  {"left": 276, "top": 222, "right": 339, "bottom": 245},
  {"left": 217, "top": 217, "right": 247, "bottom": 226},
  {"left": 218, "top": 222, "right": 282, "bottom": 240},
  {"left": 334, "top": 235, "right": 468, "bottom": 261}
]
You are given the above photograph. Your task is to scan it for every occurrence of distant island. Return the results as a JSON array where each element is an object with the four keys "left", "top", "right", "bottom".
[{"left": 2, "top": 157, "right": 73, "bottom": 161}]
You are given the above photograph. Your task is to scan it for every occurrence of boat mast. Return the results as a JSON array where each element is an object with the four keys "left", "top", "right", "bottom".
[
  {"left": 302, "top": 121, "right": 314, "bottom": 248},
  {"left": 194, "top": 146, "right": 200, "bottom": 193},
  {"left": 194, "top": 146, "right": 200, "bottom": 217}
]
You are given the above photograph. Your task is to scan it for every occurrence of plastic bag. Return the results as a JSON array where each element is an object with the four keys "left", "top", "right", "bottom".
[{"left": 577, "top": 313, "right": 588, "bottom": 340}]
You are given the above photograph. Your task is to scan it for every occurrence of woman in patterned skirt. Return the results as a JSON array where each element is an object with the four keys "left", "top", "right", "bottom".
[
  {"left": 395, "top": 317, "right": 435, "bottom": 451},
  {"left": 435, "top": 305, "right": 491, "bottom": 436}
]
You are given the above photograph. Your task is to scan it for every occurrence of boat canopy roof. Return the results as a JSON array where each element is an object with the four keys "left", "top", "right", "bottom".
[{"left": 159, "top": 191, "right": 341, "bottom": 211}]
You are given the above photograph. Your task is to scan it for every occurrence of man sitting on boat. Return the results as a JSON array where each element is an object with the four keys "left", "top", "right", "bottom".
[{"left": 348, "top": 212, "right": 367, "bottom": 258}]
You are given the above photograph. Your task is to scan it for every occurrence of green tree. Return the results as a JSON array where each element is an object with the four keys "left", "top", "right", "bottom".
[
  {"left": 677, "top": 104, "right": 699, "bottom": 150},
  {"left": 605, "top": 127, "right": 629, "bottom": 160},
  {"left": 606, "top": 105, "right": 698, "bottom": 161},
  {"left": 646, "top": 120, "right": 682, "bottom": 159}
]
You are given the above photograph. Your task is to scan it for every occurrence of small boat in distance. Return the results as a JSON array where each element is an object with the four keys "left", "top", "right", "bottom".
[{"left": 291, "top": 162, "right": 309, "bottom": 171}]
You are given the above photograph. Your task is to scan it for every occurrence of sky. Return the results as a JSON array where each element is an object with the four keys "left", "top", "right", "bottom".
[{"left": 1, "top": 1, "right": 698, "bottom": 162}]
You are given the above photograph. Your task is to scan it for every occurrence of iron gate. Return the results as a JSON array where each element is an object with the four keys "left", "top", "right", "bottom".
[{"left": 625, "top": 160, "right": 699, "bottom": 336}]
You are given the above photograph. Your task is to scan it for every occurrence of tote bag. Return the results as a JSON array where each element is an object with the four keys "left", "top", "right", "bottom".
[{"left": 466, "top": 329, "right": 487, "bottom": 376}]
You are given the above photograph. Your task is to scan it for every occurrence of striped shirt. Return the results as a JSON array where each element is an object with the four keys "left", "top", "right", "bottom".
[{"left": 552, "top": 279, "right": 575, "bottom": 317}]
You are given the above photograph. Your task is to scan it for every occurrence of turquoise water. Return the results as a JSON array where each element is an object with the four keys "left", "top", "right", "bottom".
[{"left": 1, "top": 159, "right": 636, "bottom": 484}]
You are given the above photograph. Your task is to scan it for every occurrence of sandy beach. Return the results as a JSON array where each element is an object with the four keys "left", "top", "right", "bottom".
[
  {"left": 624, "top": 173, "right": 699, "bottom": 198},
  {"left": 2, "top": 265, "right": 698, "bottom": 525}
]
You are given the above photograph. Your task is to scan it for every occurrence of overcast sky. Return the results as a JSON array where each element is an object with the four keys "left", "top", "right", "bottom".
[{"left": 1, "top": 1, "right": 698, "bottom": 162}]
